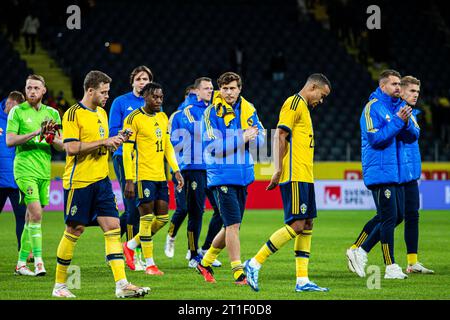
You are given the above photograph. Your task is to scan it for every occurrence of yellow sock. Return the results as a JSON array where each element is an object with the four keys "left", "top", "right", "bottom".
[
  {"left": 350, "top": 244, "right": 358, "bottom": 250},
  {"left": 168, "top": 222, "right": 175, "bottom": 237},
  {"left": 104, "top": 228, "right": 126, "bottom": 282},
  {"left": 127, "top": 224, "right": 134, "bottom": 241},
  {"left": 201, "top": 245, "right": 222, "bottom": 267},
  {"left": 130, "top": 233, "right": 141, "bottom": 247},
  {"left": 147, "top": 240, "right": 154, "bottom": 259},
  {"left": 55, "top": 231, "right": 79, "bottom": 284},
  {"left": 151, "top": 214, "right": 169, "bottom": 235},
  {"left": 407, "top": 253, "right": 418, "bottom": 265},
  {"left": 231, "top": 260, "right": 244, "bottom": 280},
  {"left": 295, "top": 229, "right": 312, "bottom": 278},
  {"left": 255, "top": 225, "right": 297, "bottom": 265},
  {"left": 139, "top": 214, "right": 154, "bottom": 259}
]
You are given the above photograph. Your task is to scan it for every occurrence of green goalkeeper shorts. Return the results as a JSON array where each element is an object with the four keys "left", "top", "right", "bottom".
[{"left": 16, "top": 177, "right": 50, "bottom": 206}]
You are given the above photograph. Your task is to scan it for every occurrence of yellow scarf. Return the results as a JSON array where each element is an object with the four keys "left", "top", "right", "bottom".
[{"left": 212, "top": 91, "right": 255, "bottom": 129}]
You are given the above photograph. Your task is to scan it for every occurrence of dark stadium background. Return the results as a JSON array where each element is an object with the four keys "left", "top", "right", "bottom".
[{"left": 1, "top": 0, "right": 449, "bottom": 163}]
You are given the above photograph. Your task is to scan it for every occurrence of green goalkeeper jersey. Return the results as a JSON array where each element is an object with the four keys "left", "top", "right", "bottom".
[{"left": 6, "top": 101, "right": 61, "bottom": 180}]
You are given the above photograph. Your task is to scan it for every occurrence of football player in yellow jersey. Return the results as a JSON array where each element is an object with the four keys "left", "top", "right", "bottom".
[
  {"left": 122, "top": 82, "right": 184, "bottom": 276},
  {"left": 52, "top": 71, "right": 149, "bottom": 299},
  {"left": 244, "top": 73, "right": 331, "bottom": 292}
]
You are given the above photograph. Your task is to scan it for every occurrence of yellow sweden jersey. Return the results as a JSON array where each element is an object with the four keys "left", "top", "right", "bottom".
[
  {"left": 277, "top": 94, "right": 314, "bottom": 184},
  {"left": 123, "top": 108, "right": 179, "bottom": 182},
  {"left": 62, "top": 103, "right": 110, "bottom": 189}
]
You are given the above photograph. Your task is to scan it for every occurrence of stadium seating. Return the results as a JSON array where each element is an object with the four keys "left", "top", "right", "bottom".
[
  {"left": 6, "top": 0, "right": 449, "bottom": 161},
  {"left": 0, "top": 33, "right": 33, "bottom": 98}
]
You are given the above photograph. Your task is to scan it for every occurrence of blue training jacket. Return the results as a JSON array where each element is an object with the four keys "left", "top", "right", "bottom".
[
  {"left": 170, "top": 93, "right": 208, "bottom": 171},
  {"left": 397, "top": 108, "right": 421, "bottom": 183},
  {"left": 108, "top": 91, "right": 145, "bottom": 157},
  {"left": 0, "top": 99, "right": 18, "bottom": 188},
  {"left": 360, "top": 87, "right": 418, "bottom": 187},
  {"left": 202, "top": 96, "right": 265, "bottom": 188}
]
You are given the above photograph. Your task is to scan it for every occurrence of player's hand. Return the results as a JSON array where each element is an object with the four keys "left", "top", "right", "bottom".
[
  {"left": 39, "top": 120, "right": 60, "bottom": 143},
  {"left": 118, "top": 128, "right": 133, "bottom": 142},
  {"left": 174, "top": 171, "right": 184, "bottom": 192},
  {"left": 103, "top": 136, "right": 124, "bottom": 152},
  {"left": 243, "top": 126, "right": 259, "bottom": 143},
  {"left": 266, "top": 171, "right": 281, "bottom": 191},
  {"left": 397, "top": 106, "right": 412, "bottom": 123},
  {"left": 124, "top": 180, "right": 135, "bottom": 199}
]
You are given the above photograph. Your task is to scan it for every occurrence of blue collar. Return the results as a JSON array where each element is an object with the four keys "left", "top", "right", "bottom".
[{"left": 78, "top": 101, "right": 98, "bottom": 112}]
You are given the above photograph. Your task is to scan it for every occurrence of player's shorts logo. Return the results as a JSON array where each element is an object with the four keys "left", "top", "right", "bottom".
[
  {"left": 155, "top": 128, "right": 162, "bottom": 138},
  {"left": 191, "top": 181, "right": 197, "bottom": 190},
  {"left": 220, "top": 186, "right": 228, "bottom": 194},
  {"left": 27, "top": 186, "right": 33, "bottom": 195},
  {"left": 300, "top": 203, "right": 307, "bottom": 214},
  {"left": 144, "top": 188, "right": 151, "bottom": 198},
  {"left": 70, "top": 206, "right": 78, "bottom": 216},
  {"left": 384, "top": 189, "right": 391, "bottom": 199}
]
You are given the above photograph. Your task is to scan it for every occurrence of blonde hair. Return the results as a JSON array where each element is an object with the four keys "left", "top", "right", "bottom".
[{"left": 401, "top": 75, "right": 421, "bottom": 87}]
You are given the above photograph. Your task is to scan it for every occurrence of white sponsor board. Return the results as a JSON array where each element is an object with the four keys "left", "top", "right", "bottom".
[{"left": 315, "top": 180, "right": 377, "bottom": 210}]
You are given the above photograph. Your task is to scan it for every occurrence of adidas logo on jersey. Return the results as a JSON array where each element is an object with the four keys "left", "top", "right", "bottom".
[
  {"left": 127, "top": 106, "right": 133, "bottom": 111},
  {"left": 26, "top": 118, "right": 33, "bottom": 123}
]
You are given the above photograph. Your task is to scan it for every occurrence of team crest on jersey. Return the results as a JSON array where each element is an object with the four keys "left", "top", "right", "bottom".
[
  {"left": 70, "top": 206, "right": 78, "bottom": 216},
  {"left": 247, "top": 118, "right": 254, "bottom": 126},
  {"left": 191, "top": 181, "right": 197, "bottom": 190},
  {"left": 155, "top": 128, "right": 162, "bottom": 138},
  {"left": 300, "top": 203, "right": 307, "bottom": 214},
  {"left": 384, "top": 189, "right": 391, "bottom": 199},
  {"left": 26, "top": 186, "right": 33, "bottom": 195},
  {"left": 220, "top": 186, "right": 228, "bottom": 194},
  {"left": 385, "top": 114, "right": 391, "bottom": 121},
  {"left": 144, "top": 188, "right": 151, "bottom": 198},
  {"left": 99, "top": 125, "right": 105, "bottom": 138}
]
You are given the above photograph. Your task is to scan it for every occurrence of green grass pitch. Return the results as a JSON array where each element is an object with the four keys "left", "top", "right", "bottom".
[{"left": 0, "top": 210, "right": 448, "bottom": 300}]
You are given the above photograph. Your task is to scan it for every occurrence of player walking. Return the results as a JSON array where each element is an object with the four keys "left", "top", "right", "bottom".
[
  {"left": 244, "top": 74, "right": 331, "bottom": 292},
  {"left": 6, "top": 75, "right": 63, "bottom": 276}
]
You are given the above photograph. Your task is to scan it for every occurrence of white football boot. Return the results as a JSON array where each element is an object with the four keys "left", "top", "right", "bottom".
[
  {"left": 347, "top": 247, "right": 367, "bottom": 277},
  {"left": 115, "top": 282, "right": 150, "bottom": 298},
  {"left": 52, "top": 284, "right": 76, "bottom": 298},
  {"left": 164, "top": 235, "right": 175, "bottom": 258},
  {"left": 385, "top": 264, "right": 408, "bottom": 279},
  {"left": 406, "top": 262, "right": 434, "bottom": 274}
]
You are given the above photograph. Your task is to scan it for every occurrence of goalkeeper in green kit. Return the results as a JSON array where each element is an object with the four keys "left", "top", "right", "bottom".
[{"left": 6, "top": 75, "right": 64, "bottom": 276}]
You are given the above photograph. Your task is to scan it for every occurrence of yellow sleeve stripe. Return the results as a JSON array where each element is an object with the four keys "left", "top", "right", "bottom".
[
  {"left": 290, "top": 95, "right": 301, "bottom": 111},
  {"left": 67, "top": 104, "right": 81, "bottom": 122},
  {"left": 127, "top": 109, "right": 141, "bottom": 125},
  {"left": 364, "top": 98, "right": 378, "bottom": 131},
  {"left": 411, "top": 115, "right": 420, "bottom": 129},
  {"left": 168, "top": 110, "right": 182, "bottom": 132},
  {"left": 168, "top": 110, "right": 181, "bottom": 125},
  {"left": 184, "top": 106, "right": 195, "bottom": 123},
  {"left": 204, "top": 105, "right": 216, "bottom": 139}
]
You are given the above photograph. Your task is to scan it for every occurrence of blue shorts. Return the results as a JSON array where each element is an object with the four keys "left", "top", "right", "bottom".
[
  {"left": 212, "top": 185, "right": 247, "bottom": 227},
  {"left": 280, "top": 181, "right": 317, "bottom": 223},
  {"left": 137, "top": 180, "right": 169, "bottom": 206},
  {"left": 64, "top": 177, "right": 119, "bottom": 226}
]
